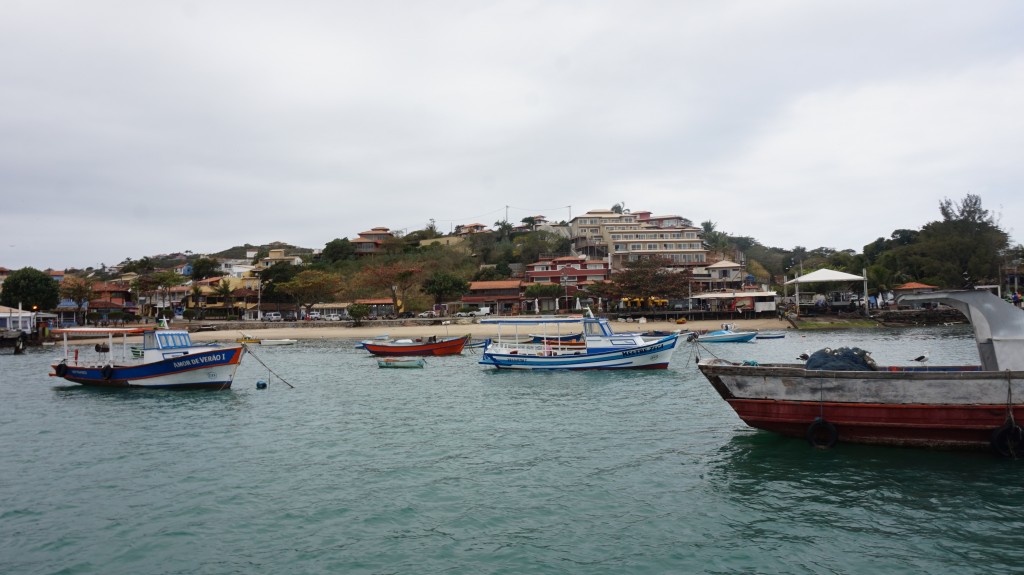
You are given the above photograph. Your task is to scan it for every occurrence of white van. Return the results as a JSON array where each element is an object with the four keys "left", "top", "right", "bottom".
[{"left": 263, "top": 312, "right": 282, "bottom": 322}]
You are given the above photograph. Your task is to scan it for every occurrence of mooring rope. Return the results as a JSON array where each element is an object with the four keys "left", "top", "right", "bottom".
[
  {"left": 243, "top": 344, "right": 295, "bottom": 388},
  {"left": 1006, "top": 370, "right": 1016, "bottom": 426}
]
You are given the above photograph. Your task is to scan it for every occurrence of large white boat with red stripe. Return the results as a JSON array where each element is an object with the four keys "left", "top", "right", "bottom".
[
  {"left": 696, "top": 290, "right": 1024, "bottom": 454},
  {"left": 49, "top": 326, "right": 245, "bottom": 390}
]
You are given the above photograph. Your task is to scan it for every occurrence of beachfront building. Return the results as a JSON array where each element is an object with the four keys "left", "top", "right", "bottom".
[
  {"left": 569, "top": 209, "right": 708, "bottom": 271},
  {"left": 523, "top": 255, "right": 611, "bottom": 310},
  {"left": 460, "top": 280, "right": 523, "bottom": 315}
]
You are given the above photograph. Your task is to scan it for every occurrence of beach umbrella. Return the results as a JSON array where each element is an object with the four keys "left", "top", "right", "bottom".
[
  {"left": 535, "top": 298, "right": 540, "bottom": 314},
  {"left": 598, "top": 297, "right": 602, "bottom": 311},
  {"left": 575, "top": 297, "right": 582, "bottom": 310}
]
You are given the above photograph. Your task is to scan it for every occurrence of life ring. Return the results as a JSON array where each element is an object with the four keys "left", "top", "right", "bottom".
[
  {"left": 990, "top": 423, "right": 1024, "bottom": 457},
  {"left": 55, "top": 362, "right": 67, "bottom": 377},
  {"left": 806, "top": 417, "right": 839, "bottom": 448},
  {"left": 101, "top": 365, "right": 114, "bottom": 380}
]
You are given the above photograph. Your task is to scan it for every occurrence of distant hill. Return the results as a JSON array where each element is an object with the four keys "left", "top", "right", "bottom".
[{"left": 209, "top": 241, "right": 315, "bottom": 260}]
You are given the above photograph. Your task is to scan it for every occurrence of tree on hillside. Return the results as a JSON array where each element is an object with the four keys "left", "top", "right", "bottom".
[
  {"left": 190, "top": 257, "right": 221, "bottom": 280},
  {"left": 473, "top": 267, "right": 506, "bottom": 281},
  {"left": 357, "top": 263, "right": 422, "bottom": 313},
  {"left": 121, "top": 257, "right": 156, "bottom": 275},
  {"left": 0, "top": 267, "right": 60, "bottom": 311},
  {"left": 513, "top": 231, "right": 571, "bottom": 265},
  {"left": 493, "top": 220, "right": 514, "bottom": 242},
  {"left": 421, "top": 271, "right": 469, "bottom": 305},
  {"left": 871, "top": 194, "right": 1008, "bottom": 288},
  {"left": 321, "top": 238, "right": 356, "bottom": 263},
  {"left": 277, "top": 270, "right": 343, "bottom": 318},
  {"left": 60, "top": 276, "right": 94, "bottom": 325},
  {"left": 259, "top": 263, "right": 299, "bottom": 303}
]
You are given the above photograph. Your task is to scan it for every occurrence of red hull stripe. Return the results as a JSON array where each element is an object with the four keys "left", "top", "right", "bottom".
[{"left": 728, "top": 399, "right": 1023, "bottom": 448}]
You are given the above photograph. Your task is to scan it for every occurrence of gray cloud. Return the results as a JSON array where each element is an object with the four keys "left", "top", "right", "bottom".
[{"left": 3, "top": 1, "right": 1022, "bottom": 269}]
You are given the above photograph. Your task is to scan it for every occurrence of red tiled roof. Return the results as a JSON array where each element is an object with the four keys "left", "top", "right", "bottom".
[
  {"left": 469, "top": 280, "right": 522, "bottom": 290},
  {"left": 894, "top": 282, "right": 938, "bottom": 290}
]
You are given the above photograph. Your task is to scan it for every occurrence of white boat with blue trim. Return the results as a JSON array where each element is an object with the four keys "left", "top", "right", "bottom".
[
  {"left": 49, "top": 326, "right": 245, "bottom": 390},
  {"left": 478, "top": 314, "right": 681, "bottom": 370}
]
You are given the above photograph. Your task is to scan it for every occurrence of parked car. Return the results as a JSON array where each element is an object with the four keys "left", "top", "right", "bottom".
[
  {"left": 263, "top": 312, "right": 282, "bottom": 322},
  {"left": 417, "top": 310, "right": 437, "bottom": 318},
  {"left": 283, "top": 312, "right": 298, "bottom": 321},
  {"left": 325, "top": 313, "right": 342, "bottom": 321},
  {"left": 455, "top": 306, "right": 491, "bottom": 318},
  {"left": 308, "top": 312, "right": 322, "bottom": 320}
]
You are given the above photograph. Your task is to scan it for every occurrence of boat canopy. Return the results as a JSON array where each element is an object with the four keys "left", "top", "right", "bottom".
[
  {"left": 52, "top": 327, "right": 146, "bottom": 335},
  {"left": 901, "top": 289, "right": 1024, "bottom": 371},
  {"left": 480, "top": 316, "right": 585, "bottom": 325},
  {"left": 692, "top": 291, "right": 778, "bottom": 299}
]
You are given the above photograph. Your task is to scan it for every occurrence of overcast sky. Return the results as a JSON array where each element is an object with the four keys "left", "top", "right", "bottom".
[{"left": 3, "top": 1, "right": 1023, "bottom": 270}]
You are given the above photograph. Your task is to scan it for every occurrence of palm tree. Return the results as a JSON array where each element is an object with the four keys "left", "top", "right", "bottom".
[
  {"left": 214, "top": 279, "right": 234, "bottom": 319},
  {"left": 189, "top": 284, "right": 204, "bottom": 320}
]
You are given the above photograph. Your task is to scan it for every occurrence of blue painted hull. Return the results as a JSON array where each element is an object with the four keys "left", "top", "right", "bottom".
[
  {"left": 480, "top": 334, "right": 679, "bottom": 370},
  {"left": 52, "top": 347, "right": 244, "bottom": 390}
]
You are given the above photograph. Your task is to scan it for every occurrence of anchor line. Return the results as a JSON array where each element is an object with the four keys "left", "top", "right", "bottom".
[{"left": 243, "top": 344, "right": 296, "bottom": 388}]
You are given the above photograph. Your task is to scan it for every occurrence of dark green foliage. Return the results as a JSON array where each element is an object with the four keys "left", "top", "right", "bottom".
[
  {"left": 321, "top": 238, "right": 356, "bottom": 264},
  {"left": 190, "top": 257, "right": 221, "bottom": 280},
  {"left": 524, "top": 283, "right": 562, "bottom": 298},
  {"left": 0, "top": 267, "right": 60, "bottom": 310},
  {"left": 347, "top": 303, "right": 370, "bottom": 326},
  {"left": 421, "top": 272, "right": 469, "bottom": 304},
  {"left": 259, "top": 263, "right": 299, "bottom": 303}
]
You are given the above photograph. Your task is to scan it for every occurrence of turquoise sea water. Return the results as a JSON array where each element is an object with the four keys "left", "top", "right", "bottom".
[{"left": 2, "top": 326, "right": 1023, "bottom": 574}]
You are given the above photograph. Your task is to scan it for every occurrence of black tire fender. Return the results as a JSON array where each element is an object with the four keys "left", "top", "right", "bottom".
[
  {"left": 991, "top": 424, "right": 1024, "bottom": 457},
  {"left": 55, "top": 362, "right": 67, "bottom": 377},
  {"left": 101, "top": 364, "right": 114, "bottom": 380},
  {"left": 806, "top": 417, "right": 839, "bottom": 448}
]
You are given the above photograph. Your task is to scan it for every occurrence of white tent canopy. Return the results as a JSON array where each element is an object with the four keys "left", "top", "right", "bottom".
[
  {"left": 784, "top": 268, "right": 869, "bottom": 316},
  {"left": 785, "top": 268, "right": 864, "bottom": 284}
]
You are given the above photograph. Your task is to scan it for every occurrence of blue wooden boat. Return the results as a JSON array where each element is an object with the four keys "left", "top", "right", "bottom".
[
  {"left": 479, "top": 314, "right": 680, "bottom": 370},
  {"left": 696, "top": 329, "right": 758, "bottom": 343},
  {"left": 49, "top": 327, "right": 245, "bottom": 390}
]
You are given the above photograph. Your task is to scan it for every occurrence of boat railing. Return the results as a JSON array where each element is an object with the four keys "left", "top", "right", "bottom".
[{"left": 486, "top": 341, "right": 586, "bottom": 356}]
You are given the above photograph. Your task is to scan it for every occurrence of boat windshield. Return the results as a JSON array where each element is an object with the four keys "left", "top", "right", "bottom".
[
  {"left": 144, "top": 330, "right": 194, "bottom": 350},
  {"left": 583, "top": 318, "right": 613, "bottom": 337}
]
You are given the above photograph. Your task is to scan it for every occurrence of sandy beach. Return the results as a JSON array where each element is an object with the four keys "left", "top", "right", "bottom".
[{"left": 180, "top": 317, "right": 791, "bottom": 344}]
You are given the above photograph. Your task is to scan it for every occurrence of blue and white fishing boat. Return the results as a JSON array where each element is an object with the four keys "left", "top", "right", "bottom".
[
  {"left": 49, "top": 326, "right": 245, "bottom": 390},
  {"left": 695, "top": 324, "right": 758, "bottom": 343},
  {"left": 478, "top": 314, "right": 681, "bottom": 370}
]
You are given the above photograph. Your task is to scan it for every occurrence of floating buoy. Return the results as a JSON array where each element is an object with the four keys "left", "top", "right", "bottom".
[{"left": 256, "top": 380, "right": 268, "bottom": 389}]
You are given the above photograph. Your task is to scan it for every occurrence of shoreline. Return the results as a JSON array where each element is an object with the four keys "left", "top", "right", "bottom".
[
  {"left": 52, "top": 317, "right": 797, "bottom": 344},
  {"left": 183, "top": 317, "right": 793, "bottom": 343}
]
